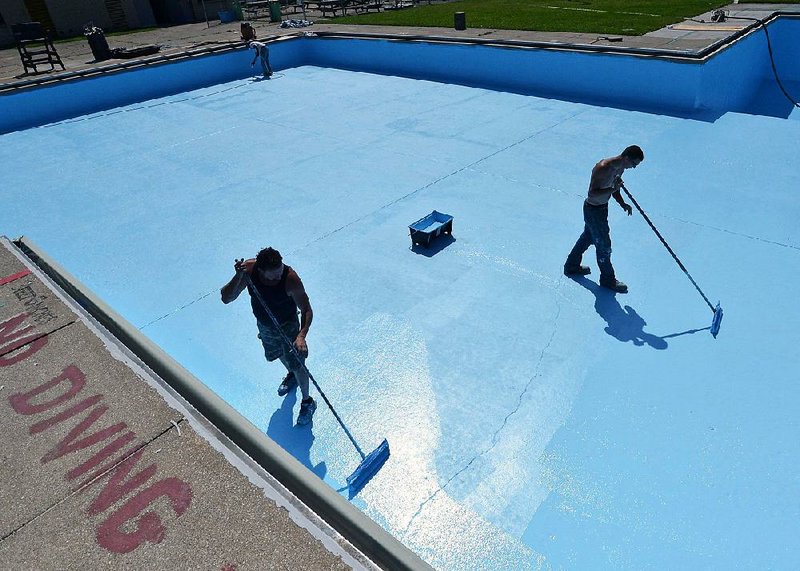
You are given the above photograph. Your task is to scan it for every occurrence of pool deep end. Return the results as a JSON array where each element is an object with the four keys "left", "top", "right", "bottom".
[{"left": 1, "top": 14, "right": 799, "bottom": 134}]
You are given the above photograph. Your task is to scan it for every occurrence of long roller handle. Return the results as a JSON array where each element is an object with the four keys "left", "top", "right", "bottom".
[
  {"left": 245, "top": 273, "right": 366, "bottom": 459},
  {"left": 620, "top": 182, "right": 715, "bottom": 312}
]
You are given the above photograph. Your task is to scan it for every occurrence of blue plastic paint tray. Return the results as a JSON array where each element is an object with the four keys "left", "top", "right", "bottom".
[{"left": 409, "top": 210, "right": 453, "bottom": 247}]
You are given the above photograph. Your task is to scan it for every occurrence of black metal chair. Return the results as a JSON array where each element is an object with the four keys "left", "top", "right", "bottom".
[{"left": 11, "top": 22, "right": 65, "bottom": 74}]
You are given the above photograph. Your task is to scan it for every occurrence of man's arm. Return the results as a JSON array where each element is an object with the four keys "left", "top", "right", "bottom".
[
  {"left": 220, "top": 258, "right": 254, "bottom": 303},
  {"left": 612, "top": 188, "right": 633, "bottom": 215},
  {"left": 286, "top": 271, "right": 313, "bottom": 357}
]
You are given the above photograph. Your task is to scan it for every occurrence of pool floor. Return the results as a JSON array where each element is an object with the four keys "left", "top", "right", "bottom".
[{"left": 2, "top": 65, "right": 799, "bottom": 570}]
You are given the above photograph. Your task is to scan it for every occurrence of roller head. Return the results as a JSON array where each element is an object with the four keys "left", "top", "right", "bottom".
[
  {"left": 347, "top": 439, "right": 390, "bottom": 496},
  {"left": 710, "top": 303, "right": 723, "bottom": 338}
]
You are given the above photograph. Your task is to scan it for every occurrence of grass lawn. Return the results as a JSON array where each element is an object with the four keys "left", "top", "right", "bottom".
[{"left": 327, "top": 0, "right": 750, "bottom": 35}]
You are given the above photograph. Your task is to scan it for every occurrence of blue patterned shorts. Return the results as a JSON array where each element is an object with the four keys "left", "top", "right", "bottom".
[{"left": 256, "top": 317, "right": 302, "bottom": 370}]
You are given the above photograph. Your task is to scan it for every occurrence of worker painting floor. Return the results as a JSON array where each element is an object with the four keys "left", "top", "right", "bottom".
[{"left": 1, "top": 66, "right": 798, "bottom": 569}]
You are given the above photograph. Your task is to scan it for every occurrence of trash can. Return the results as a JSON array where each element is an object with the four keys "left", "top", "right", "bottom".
[
  {"left": 232, "top": 0, "right": 244, "bottom": 20},
  {"left": 454, "top": 11, "right": 466, "bottom": 31},
  {"left": 84, "top": 25, "right": 112, "bottom": 61},
  {"left": 218, "top": 9, "right": 236, "bottom": 23},
  {"left": 269, "top": 0, "right": 282, "bottom": 22}
]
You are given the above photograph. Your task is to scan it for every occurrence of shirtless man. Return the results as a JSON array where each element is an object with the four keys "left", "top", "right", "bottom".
[
  {"left": 564, "top": 145, "right": 644, "bottom": 293},
  {"left": 221, "top": 247, "right": 316, "bottom": 425}
]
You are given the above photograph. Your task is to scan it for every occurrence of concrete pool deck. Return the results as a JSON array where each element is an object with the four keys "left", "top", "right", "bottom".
[{"left": 1, "top": 4, "right": 798, "bottom": 570}]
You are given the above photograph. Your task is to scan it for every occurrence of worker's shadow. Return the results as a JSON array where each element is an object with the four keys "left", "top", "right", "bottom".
[
  {"left": 572, "top": 276, "right": 668, "bottom": 349},
  {"left": 267, "top": 390, "right": 327, "bottom": 480}
]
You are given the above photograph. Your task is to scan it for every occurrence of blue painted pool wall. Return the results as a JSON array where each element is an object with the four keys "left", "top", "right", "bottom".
[
  {"left": 1, "top": 16, "right": 797, "bottom": 134},
  {"left": 772, "top": 17, "right": 800, "bottom": 78},
  {"left": 303, "top": 37, "right": 706, "bottom": 115},
  {"left": 305, "top": 16, "right": 799, "bottom": 116},
  {"left": 697, "top": 17, "right": 800, "bottom": 113},
  {"left": 0, "top": 45, "right": 306, "bottom": 134},
  {"left": 302, "top": 16, "right": 798, "bottom": 115},
  {"left": 697, "top": 30, "right": 770, "bottom": 113}
]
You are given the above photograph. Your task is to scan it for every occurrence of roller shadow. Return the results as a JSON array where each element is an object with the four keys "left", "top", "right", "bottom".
[
  {"left": 571, "top": 275, "right": 667, "bottom": 349},
  {"left": 267, "top": 388, "right": 327, "bottom": 480},
  {"left": 410, "top": 235, "right": 456, "bottom": 257},
  {"left": 661, "top": 326, "right": 711, "bottom": 339}
]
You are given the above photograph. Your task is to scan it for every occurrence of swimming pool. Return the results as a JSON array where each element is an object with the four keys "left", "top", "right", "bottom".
[{"left": 2, "top": 17, "right": 799, "bottom": 570}]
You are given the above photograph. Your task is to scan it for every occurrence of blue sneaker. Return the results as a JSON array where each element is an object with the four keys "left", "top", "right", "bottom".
[
  {"left": 277, "top": 372, "right": 296, "bottom": 397},
  {"left": 297, "top": 398, "right": 317, "bottom": 426}
]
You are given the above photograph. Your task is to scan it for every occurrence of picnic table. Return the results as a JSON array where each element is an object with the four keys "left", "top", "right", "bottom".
[
  {"left": 303, "top": 0, "right": 346, "bottom": 17},
  {"left": 303, "top": 0, "right": 383, "bottom": 16},
  {"left": 241, "top": 0, "right": 306, "bottom": 20}
]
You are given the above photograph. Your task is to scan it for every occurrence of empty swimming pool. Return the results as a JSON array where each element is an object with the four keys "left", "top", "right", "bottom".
[{"left": 2, "top": 19, "right": 799, "bottom": 570}]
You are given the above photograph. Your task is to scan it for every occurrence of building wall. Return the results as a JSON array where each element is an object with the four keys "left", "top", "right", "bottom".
[
  {"left": 0, "top": 0, "right": 31, "bottom": 47},
  {"left": 125, "top": 0, "right": 158, "bottom": 29},
  {"left": 45, "top": 0, "right": 113, "bottom": 37},
  {"left": 189, "top": 0, "right": 229, "bottom": 23},
  {"left": 0, "top": 0, "right": 156, "bottom": 48}
]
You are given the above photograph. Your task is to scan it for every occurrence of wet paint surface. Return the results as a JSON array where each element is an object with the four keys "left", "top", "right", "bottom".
[{"left": 1, "top": 66, "right": 799, "bottom": 569}]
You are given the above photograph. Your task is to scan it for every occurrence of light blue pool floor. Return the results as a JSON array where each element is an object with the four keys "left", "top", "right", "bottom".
[{"left": 2, "top": 66, "right": 799, "bottom": 570}]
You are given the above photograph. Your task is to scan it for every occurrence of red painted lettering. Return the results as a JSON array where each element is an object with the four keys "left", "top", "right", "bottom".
[
  {"left": 67, "top": 431, "right": 136, "bottom": 482},
  {"left": 88, "top": 448, "right": 157, "bottom": 515},
  {"left": 41, "top": 405, "right": 126, "bottom": 464},
  {"left": 0, "top": 313, "right": 48, "bottom": 366},
  {"left": 29, "top": 394, "right": 103, "bottom": 433},
  {"left": 9, "top": 364, "right": 85, "bottom": 415},
  {"left": 0, "top": 268, "right": 32, "bottom": 286},
  {"left": 96, "top": 478, "right": 193, "bottom": 553}
]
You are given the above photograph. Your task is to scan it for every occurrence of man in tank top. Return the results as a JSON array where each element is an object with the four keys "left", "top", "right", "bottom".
[
  {"left": 221, "top": 247, "right": 316, "bottom": 425},
  {"left": 563, "top": 145, "right": 644, "bottom": 293}
]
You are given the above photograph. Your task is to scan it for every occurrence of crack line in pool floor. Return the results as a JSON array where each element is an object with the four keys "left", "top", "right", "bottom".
[
  {"left": 469, "top": 165, "right": 800, "bottom": 252},
  {"left": 46, "top": 80, "right": 254, "bottom": 128},
  {"left": 296, "top": 108, "right": 590, "bottom": 252},
  {"left": 402, "top": 298, "right": 563, "bottom": 536},
  {"left": 140, "top": 291, "right": 214, "bottom": 330},
  {"left": 137, "top": 109, "right": 591, "bottom": 330}
]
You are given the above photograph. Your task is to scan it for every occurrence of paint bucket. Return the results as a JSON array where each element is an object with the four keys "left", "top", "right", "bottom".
[{"left": 218, "top": 10, "right": 236, "bottom": 23}]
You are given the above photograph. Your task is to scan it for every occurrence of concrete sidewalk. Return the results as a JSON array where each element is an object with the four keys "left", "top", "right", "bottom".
[
  {"left": 0, "top": 238, "right": 368, "bottom": 570},
  {"left": 1, "top": 4, "right": 798, "bottom": 85}
]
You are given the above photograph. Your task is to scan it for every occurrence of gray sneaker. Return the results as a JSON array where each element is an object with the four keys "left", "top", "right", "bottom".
[
  {"left": 600, "top": 278, "right": 628, "bottom": 293},
  {"left": 277, "top": 372, "right": 297, "bottom": 397},
  {"left": 297, "top": 398, "right": 317, "bottom": 426}
]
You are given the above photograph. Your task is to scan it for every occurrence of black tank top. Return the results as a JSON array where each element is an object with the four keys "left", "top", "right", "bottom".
[{"left": 248, "top": 265, "right": 298, "bottom": 325}]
